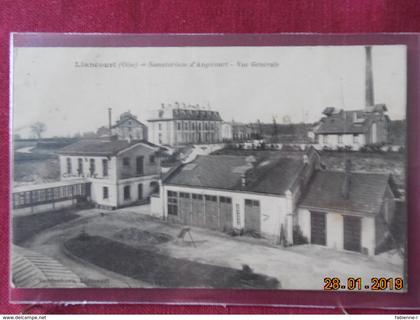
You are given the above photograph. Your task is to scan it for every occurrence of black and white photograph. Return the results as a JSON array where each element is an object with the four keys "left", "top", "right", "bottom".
[{"left": 11, "top": 43, "right": 407, "bottom": 291}]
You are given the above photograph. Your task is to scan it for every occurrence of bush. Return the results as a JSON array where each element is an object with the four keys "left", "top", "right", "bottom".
[{"left": 293, "top": 225, "right": 308, "bottom": 245}]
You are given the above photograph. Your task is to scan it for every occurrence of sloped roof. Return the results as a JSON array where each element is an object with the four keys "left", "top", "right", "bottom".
[
  {"left": 112, "top": 115, "right": 146, "bottom": 128},
  {"left": 315, "top": 108, "right": 387, "bottom": 134},
  {"left": 57, "top": 139, "right": 157, "bottom": 156},
  {"left": 300, "top": 170, "right": 392, "bottom": 215},
  {"left": 172, "top": 109, "right": 222, "bottom": 121},
  {"left": 165, "top": 153, "right": 307, "bottom": 196},
  {"left": 12, "top": 246, "right": 85, "bottom": 288}
]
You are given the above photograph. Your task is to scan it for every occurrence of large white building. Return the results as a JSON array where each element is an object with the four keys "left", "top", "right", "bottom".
[
  {"left": 147, "top": 102, "right": 223, "bottom": 147},
  {"left": 58, "top": 138, "right": 160, "bottom": 209}
]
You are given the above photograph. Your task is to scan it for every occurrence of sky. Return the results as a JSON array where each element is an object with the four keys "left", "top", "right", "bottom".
[{"left": 12, "top": 45, "right": 406, "bottom": 138}]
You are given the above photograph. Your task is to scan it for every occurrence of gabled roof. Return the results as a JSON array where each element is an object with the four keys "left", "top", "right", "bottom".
[
  {"left": 57, "top": 139, "right": 157, "bottom": 156},
  {"left": 300, "top": 170, "right": 393, "bottom": 215},
  {"left": 112, "top": 115, "right": 146, "bottom": 128},
  {"left": 164, "top": 152, "right": 310, "bottom": 196},
  {"left": 315, "top": 107, "right": 387, "bottom": 135}
]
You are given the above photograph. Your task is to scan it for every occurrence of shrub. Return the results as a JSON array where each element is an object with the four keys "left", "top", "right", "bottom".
[{"left": 293, "top": 225, "right": 308, "bottom": 245}]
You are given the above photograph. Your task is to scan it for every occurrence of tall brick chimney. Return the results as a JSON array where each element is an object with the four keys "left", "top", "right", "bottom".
[
  {"left": 365, "top": 46, "right": 375, "bottom": 107},
  {"left": 341, "top": 159, "right": 352, "bottom": 199}
]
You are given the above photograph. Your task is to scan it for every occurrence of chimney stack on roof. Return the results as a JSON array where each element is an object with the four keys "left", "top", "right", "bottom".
[
  {"left": 341, "top": 159, "right": 352, "bottom": 199},
  {"left": 241, "top": 173, "right": 247, "bottom": 187},
  {"left": 365, "top": 46, "right": 375, "bottom": 108}
]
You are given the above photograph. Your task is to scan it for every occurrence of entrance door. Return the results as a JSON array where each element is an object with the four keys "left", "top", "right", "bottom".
[
  {"left": 343, "top": 216, "right": 361, "bottom": 252},
  {"left": 219, "top": 196, "right": 233, "bottom": 231},
  {"left": 311, "top": 211, "right": 326, "bottom": 245},
  {"left": 137, "top": 183, "right": 143, "bottom": 200},
  {"left": 244, "top": 199, "right": 261, "bottom": 234}
]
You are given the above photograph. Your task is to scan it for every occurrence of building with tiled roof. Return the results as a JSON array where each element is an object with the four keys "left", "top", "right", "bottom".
[
  {"left": 313, "top": 105, "right": 390, "bottom": 149},
  {"left": 151, "top": 147, "right": 398, "bottom": 256},
  {"left": 151, "top": 148, "right": 321, "bottom": 245},
  {"left": 57, "top": 138, "right": 161, "bottom": 209},
  {"left": 147, "top": 102, "right": 223, "bottom": 147},
  {"left": 12, "top": 246, "right": 85, "bottom": 288},
  {"left": 312, "top": 46, "right": 391, "bottom": 149},
  {"left": 112, "top": 111, "right": 148, "bottom": 141},
  {"left": 297, "top": 163, "right": 398, "bottom": 255}
]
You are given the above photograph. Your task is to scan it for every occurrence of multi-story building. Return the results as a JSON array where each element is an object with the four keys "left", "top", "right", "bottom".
[
  {"left": 112, "top": 111, "right": 148, "bottom": 141},
  {"left": 312, "top": 46, "right": 391, "bottom": 149},
  {"left": 313, "top": 105, "right": 390, "bottom": 149},
  {"left": 147, "top": 102, "right": 223, "bottom": 147},
  {"left": 57, "top": 138, "right": 160, "bottom": 209}
]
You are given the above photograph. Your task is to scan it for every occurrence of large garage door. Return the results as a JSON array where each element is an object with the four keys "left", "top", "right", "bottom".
[
  {"left": 311, "top": 211, "right": 326, "bottom": 245},
  {"left": 179, "top": 192, "right": 192, "bottom": 225},
  {"left": 205, "top": 195, "right": 219, "bottom": 230},
  {"left": 191, "top": 194, "right": 205, "bottom": 227},
  {"left": 219, "top": 196, "right": 233, "bottom": 231},
  {"left": 244, "top": 199, "right": 261, "bottom": 234},
  {"left": 343, "top": 216, "right": 361, "bottom": 252}
]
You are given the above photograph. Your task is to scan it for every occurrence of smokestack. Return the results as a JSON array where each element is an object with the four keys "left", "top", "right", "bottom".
[
  {"left": 341, "top": 159, "right": 352, "bottom": 199},
  {"left": 365, "top": 46, "right": 374, "bottom": 107},
  {"left": 108, "top": 108, "right": 112, "bottom": 137}
]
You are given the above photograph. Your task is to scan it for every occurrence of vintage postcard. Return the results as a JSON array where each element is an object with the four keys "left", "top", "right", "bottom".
[{"left": 11, "top": 37, "right": 407, "bottom": 292}]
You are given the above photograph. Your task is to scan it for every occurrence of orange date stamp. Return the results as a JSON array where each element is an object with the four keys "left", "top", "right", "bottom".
[{"left": 323, "top": 277, "right": 404, "bottom": 291}]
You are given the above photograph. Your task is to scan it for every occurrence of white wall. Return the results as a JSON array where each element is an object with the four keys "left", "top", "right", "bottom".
[
  {"left": 59, "top": 155, "right": 117, "bottom": 183},
  {"left": 317, "top": 133, "right": 366, "bottom": 149},
  {"left": 361, "top": 216, "right": 375, "bottom": 255},
  {"left": 116, "top": 176, "right": 160, "bottom": 207},
  {"left": 297, "top": 208, "right": 376, "bottom": 256},
  {"left": 161, "top": 184, "right": 289, "bottom": 241},
  {"left": 326, "top": 212, "right": 344, "bottom": 250}
]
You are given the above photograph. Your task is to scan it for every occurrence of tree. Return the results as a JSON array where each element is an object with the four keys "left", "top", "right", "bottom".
[{"left": 30, "top": 122, "right": 46, "bottom": 139}]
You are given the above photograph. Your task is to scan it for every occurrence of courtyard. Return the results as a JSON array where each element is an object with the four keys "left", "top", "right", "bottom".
[{"left": 14, "top": 205, "right": 405, "bottom": 290}]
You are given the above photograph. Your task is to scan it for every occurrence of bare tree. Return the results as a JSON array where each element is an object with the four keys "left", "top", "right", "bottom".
[{"left": 30, "top": 122, "right": 46, "bottom": 139}]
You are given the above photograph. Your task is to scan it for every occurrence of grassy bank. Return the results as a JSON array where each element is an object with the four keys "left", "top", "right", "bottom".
[{"left": 65, "top": 234, "right": 280, "bottom": 289}]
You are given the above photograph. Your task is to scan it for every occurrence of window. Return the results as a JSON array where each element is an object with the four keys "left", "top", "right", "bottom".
[
  {"left": 158, "top": 123, "right": 162, "bottom": 130},
  {"left": 205, "top": 195, "right": 217, "bottom": 202},
  {"left": 180, "top": 192, "right": 190, "bottom": 199},
  {"left": 353, "top": 134, "right": 359, "bottom": 144},
  {"left": 192, "top": 193, "right": 203, "bottom": 200},
  {"left": 236, "top": 204, "right": 241, "bottom": 224},
  {"left": 89, "top": 159, "right": 95, "bottom": 175},
  {"left": 123, "top": 185, "right": 131, "bottom": 200},
  {"left": 102, "top": 159, "right": 108, "bottom": 177},
  {"left": 77, "top": 158, "right": 83, "bottom": 175},
  {"left": 136, "top": 156, "right": 144, "bottom": 175},
  {"left": 177, "top": 122, "right": 181, "bottom": 130},
  {"left": 167, "top": 190, "right": 178, "bottom": 215},
  {"left": 103, "top": 187, "right": 109, "bottom": 199},
  {"left": 123, "top": 157, "right": 130, "bottom": 166},
  {"left": 245, "top": 199, "right": 260, "bottom": 207},
  {"left": 66, "top": 158, "right": 72, "bottom": 174},
  {"left": 219, "top": 196, "right": 232, "bottom": 204},
  {"left": 137, "top": 184, "right": 143, "bottom": 200},
  {"left": 322, "top": 135, "right": 328, "bottom": 144},
  {"left": 338, "top": 135, "right": 343, "bottom": 144},
  {"left": 149, "top": 155, "right": 155, "bottom": 164}
]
